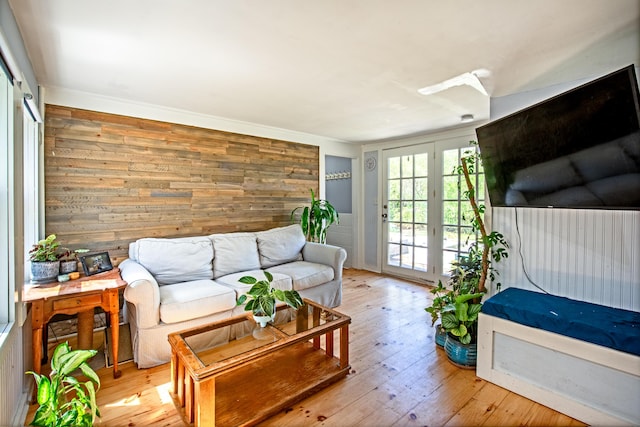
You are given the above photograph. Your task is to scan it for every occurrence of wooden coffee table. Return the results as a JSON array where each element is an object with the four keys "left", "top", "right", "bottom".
[{"left": 168, "top": 299, "right": 351, "bottom": 426}]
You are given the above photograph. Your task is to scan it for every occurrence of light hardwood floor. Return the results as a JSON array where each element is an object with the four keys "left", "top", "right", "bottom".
[{"left": 25, "top": 269, "right": 586, "bottom": 426}]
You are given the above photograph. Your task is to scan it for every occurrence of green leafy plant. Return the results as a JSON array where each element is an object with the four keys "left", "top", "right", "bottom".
[
  {"left": 26, "top": 342, "right": 101, "bottom": 427},
  {"left": 29, "top": 234, "right": 61, "bottom": 262},
  {"left": 426, "top": 142, "right": 509, "bottom": 345},
  {"left": 236, "top": 271, "right": 304, "bottom": 319},
  {"left": 58, "top": 248, "right": 89, "bottom": 262},
  {"left": 290, "top": 189, "right": 339, "bottom": 244},
  {"left": 441, "top": 291, "right": 485, "bottom": 344},
  {"left": 455, "top": 148, "right": 509, "bottom": 294},
  {"left": 424, "top": 280, "right": 453, "bottom": 327}
]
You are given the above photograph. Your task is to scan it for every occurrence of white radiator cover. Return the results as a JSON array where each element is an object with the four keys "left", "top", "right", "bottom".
[
  {"left": 491, "top": 207, "right": 640, "bottom": 311},
  {"left": 0, "top": 324, "right": 28, "bottom": 426}
]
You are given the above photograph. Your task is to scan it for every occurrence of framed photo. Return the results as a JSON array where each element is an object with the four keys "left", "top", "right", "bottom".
[{"left": 79, "top": 252, "right": 113, "bottom": 276}]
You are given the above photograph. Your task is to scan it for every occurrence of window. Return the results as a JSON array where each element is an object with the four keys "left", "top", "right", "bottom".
[
  {"left": 0, "top": 62, "right": 13, "bottom": 333},
  {"left": 441, "top": 145, "right": 484, "bottom": 274},
  {"left": 0, "top": 56, "right": 40, "bottom": 340},
  {"left": 23, "top": 104, "right": 39, "bottom": 283},
  {"left": 386, "top": 152, "right": 430, "bottom": 272}
]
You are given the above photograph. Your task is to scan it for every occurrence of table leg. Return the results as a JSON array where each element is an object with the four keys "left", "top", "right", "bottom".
[
  {"left": 32, "top": 327, "right": 43, "bottom": 376},
  {"left": 29, "top": 327, "right": 44, "bottom": 403},
  {"left": 340, "top": 324, "right": 349, "bottom": 369},
  {"left": 76, "top": 309, "right": 94, "bottom": 350},
  {"left": 171, "top": 352, "right": 178, "bottom": 394},
  {"left": 296, "top": 303, "right": 309, "bottom": 333},
  {"left": 195, "top": 379, "right": 215, "bottom": 427},
  {"left": 110, "top": 309, "right": 121, "bottom": 378},
  {"left": 185, "top": 374, "right": 194, "bottom": 423},
  {"left": 31, "top": 300, "right": 45, "bottom": 375},
  {"left": 326, "top": 330, "right": 334, "bottom": 358},
  {"left": 312, "top": 307, "right": 321, "bottom": 349}
]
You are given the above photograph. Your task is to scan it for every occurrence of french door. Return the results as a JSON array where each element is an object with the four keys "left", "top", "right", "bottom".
[
  {"left": 382, "top": 144, "right": 436, "bottom": 282},
  {"left": 381, "top": 137, "right": 482, "bottom": 284}
]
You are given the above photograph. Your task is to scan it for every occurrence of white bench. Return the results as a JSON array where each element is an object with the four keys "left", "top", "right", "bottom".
[{"left": 477, "top": 288, "right": 640, "bottom": 426}]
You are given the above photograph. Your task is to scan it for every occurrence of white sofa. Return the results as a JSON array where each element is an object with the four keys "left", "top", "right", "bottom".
[{"left": 119, "top": 224, "right": 347, "bottom": 368}]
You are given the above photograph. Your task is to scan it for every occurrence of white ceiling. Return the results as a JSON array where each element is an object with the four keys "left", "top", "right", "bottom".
[{"left": 8, "top": 0, "right": 640, "bottom": 143}]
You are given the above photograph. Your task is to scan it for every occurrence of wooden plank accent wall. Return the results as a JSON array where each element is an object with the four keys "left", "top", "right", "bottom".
[{"left": 44, "top": 105, "right": 319, "bottom": 265}]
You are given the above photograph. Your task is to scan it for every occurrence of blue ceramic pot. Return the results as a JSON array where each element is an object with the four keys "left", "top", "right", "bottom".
[
  {"left": 434, "top": 323, "right": 447, "bottom": 348},
  {"left": 444, "top": 333, "right": 477, "bottom": 368}
]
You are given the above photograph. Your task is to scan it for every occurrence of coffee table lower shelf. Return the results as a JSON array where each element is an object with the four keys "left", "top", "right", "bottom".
[{"left": 173, "top": 340, "right": 350, "bottom": 426}]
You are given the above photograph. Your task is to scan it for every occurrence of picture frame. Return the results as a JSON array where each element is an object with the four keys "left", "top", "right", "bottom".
[{"left": 79, "top": 252, "right": 113, "bottom": 276}]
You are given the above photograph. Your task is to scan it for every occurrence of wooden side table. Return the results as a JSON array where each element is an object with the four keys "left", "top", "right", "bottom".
[{"left": 23, "top": 268, "right": 127, "bottom": 380}]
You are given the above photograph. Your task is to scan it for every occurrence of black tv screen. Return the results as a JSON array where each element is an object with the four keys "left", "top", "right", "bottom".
[{"left": 476, "top": 65, "right": 640, "bottom": 209}]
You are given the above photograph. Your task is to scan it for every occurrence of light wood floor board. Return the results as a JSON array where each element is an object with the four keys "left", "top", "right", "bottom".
[{"left": 24, "top": 269, "right": 585, "bottom": 426}]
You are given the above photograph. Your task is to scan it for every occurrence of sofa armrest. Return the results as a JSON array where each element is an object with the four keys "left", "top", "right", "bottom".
[
  {"left": 302, "top": 242, "right": 347, "bottom": 280},
  {"left": 120, "top": 258, "right": 161, "bottom": 329}
]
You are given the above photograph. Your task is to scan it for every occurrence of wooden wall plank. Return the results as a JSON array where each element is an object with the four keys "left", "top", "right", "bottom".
[{"left": 44, "top": 105, "right": 319, "bottom": 265}]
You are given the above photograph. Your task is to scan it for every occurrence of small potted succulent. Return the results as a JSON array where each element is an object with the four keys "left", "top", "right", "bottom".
[
  {"left": 236, "top": 271, "right": 304, "bottom": 327},
  {"left": 58, "top": 248, "right": 90, "bottom": 274},
  {"left": 29, "top": 234, "right": 62, "bottom": 283}
]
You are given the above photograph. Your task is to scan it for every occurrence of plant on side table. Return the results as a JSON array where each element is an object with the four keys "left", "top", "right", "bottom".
[
  {"left": 237, "top": 271, "right": 304, "bottom": 327},
  {"left": 26, "top": 342, "right": 101, "bottom": 427},
  {"left": 29, "top": 234, "right": 62, "bottom": 283},
  {"left": 290, "top": 188, "right": 339, "bottom": 244},
  {"left": 58, "top": 248, "right": 90, "bottom": 274}
]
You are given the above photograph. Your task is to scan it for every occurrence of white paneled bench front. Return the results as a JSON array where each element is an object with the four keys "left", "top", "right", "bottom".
[{"left": 477, "top": 287, "right": 640, "bottom": 426}]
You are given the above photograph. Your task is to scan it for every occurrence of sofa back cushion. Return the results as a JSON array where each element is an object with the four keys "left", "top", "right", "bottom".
[
  {"left": 129, "top": 236, "right": 214, "bottom": 285},
  {"left": 209, "top": 232, "right": 261, "bottom": 278},
  {"left": 256, "top": 224, "right": 305, "bottom": 268}
]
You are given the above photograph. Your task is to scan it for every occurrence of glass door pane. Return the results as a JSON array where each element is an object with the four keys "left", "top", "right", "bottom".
[
  {"left": 441, "top": 146, "right": 484, "bottom": 274},
  {"left": 382, "top": 145, "right": 434, "bottom": 280}
]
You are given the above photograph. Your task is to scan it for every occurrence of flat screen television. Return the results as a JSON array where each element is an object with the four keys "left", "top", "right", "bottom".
[{"left": 476, "top": 65, "right": 640, "bottom": 209}]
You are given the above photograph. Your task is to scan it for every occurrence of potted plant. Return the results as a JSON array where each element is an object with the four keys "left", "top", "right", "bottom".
[
  {"left": 26, "top": 342, "right": 101, "bottom": 427},
  {"left": 290, "top": 189, "right": 339, "bottom": 244},
  {"left": 441, "top": 243, "right": 486, "bottom": 346},
  {"left": 236, "top": 271, "right": 304, "bottom": 327},
  {"left": 58, "top": 248, "right": 90, "bottom": 274},
  {"left": 29, "top": 234, "right": 62, "bottom": 283},
  {"left": 424, "top": 280, "right": 453, "bottom": 347},
  {"left": 426, "top": 146, "right": 509, "bottom": 367}
]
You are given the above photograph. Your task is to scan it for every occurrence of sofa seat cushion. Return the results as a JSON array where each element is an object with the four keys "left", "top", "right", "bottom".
[
  {"left": 267, "top": 261, "right": 334, "bottom": 291},
  {"left": 216, "top": 270, "right": 293, "bottom": 298},
  {"left": 129, "top": 236, "right": 214, "bottom": 285},
  {"left": 256, "top": 224, "right": 305, "bottom": 268},
  {"left": 159, "top": 279, "right": 236, "bottom": 324},
  {"left": 209, "top": 232, "right": 260, "bottom": 278}
]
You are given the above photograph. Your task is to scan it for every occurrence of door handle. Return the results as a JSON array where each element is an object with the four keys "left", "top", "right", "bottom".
[{"left": 381, "top": 213, "right": 387, "bottom": 218}]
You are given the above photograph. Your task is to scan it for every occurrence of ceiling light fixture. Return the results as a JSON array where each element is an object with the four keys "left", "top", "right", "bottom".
[
  {"left": 418, "top": 68, "right": 491, "bottom": 97},
  {"left": 460, "top": 114, "right": 474, "bottom": 123}
]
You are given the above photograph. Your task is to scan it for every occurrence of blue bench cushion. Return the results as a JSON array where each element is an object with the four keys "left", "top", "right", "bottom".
[{"left": 482, "top": 287, "right": 640, "bottom": 356}]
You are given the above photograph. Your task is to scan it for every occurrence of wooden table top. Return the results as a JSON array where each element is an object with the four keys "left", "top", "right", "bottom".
[{"left": 23, "top": 268, "right": 126, "bottom": 302}]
